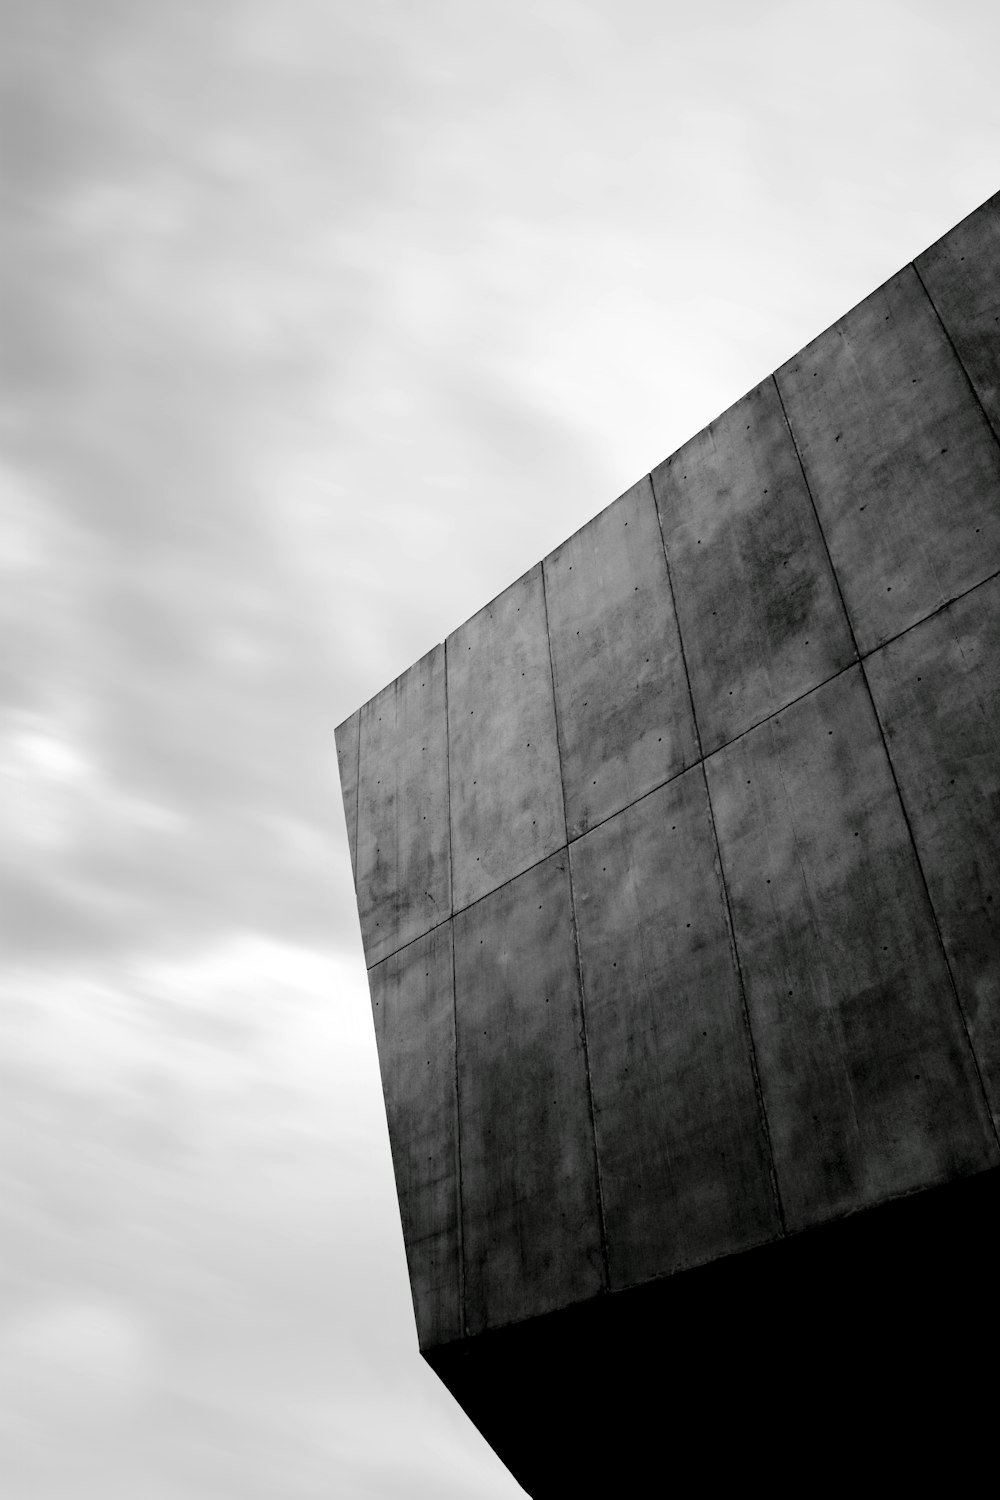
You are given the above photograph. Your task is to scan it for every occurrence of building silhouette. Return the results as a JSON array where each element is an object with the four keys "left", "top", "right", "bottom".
[{"left": 336, "top": 192, "right": 1000, "bottom": 1494}]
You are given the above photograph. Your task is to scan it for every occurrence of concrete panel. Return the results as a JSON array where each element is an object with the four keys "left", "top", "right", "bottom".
[
  {"left": 453, "top": 853, "right": 604, "bottom": 1334},
  {"left": 368, "top": 923, "right": 462, "bottom": 1349},
  {"left": 706, "top": 666, "right": 997, "bottom": 1233},
  {"left": 544, "top": 476, "right": 698, "bottom": 839},
  {"left": 447, "top": 566, "right": 565, "bottom": 911},
  {"left": 776, "top": 265, "right": 1000, "bottom": 654},
  {"left": 357, "top": 646, "right": 451, "bottom": 966},
  {"left": 569, "top": 767, "right": 779, "bottom": 1289},
  {"left": 334, "top": 709, "right": 360, "bottom": 883},
  {"left": 866, "top": 573, "right": 1000, "bottom": 1128},
  {"left": 916, "top": 190, "right": 1000, "bottom": 443},
  {"left": 651, "top": 378, "right": 854, "bottom": 754}
]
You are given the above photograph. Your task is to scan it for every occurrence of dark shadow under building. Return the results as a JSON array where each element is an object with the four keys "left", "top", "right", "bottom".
[{"left": 336, "top": 191, "right": 1000, "bottom": 1494}]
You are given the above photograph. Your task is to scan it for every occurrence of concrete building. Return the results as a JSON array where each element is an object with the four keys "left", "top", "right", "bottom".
[{"left": 336, "top": 192, "right": 1000, "bottom": 1493}]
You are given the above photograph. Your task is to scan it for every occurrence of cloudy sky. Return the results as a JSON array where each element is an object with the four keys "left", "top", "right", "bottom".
[{"left": 2, "top": 1, "right": 998, "bottom": 1493}]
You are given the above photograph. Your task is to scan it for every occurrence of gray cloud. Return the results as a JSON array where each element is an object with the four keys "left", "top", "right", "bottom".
[{"left": 2, "top": 0, "right": 1000, "bottom": 1492}]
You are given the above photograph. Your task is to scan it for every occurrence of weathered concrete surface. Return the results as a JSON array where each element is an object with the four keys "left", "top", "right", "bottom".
[
  {"left": 866, "top": 573, "right": 1000, "bottom": 1128},
  {"left": 334, "top": 709, "right": 359, "bottom": 883},
  {"left": 569, "top": 767, "right": 779, "bottom": 1288},
  {"left": 652, "top": 379, "right": 855, "bottom": 754},
  {"left": 447, "top": 566, "right": 565, "bottom": 911},
  {"left": 544, "top": 476, "right": 697, "bottom": 838},
  {"left": 453, "top": 853, "right": 603, "bottom": 1335},
  {"left": 368, "top": 923, "right": 462, "bottom": 1350},
  {"left": 917, "top": 189, "right": 1000, "bottom": 442},
  {"left": 335, "top": 191, "right": 1000, "bottom": 1494},
  {"left": 706, "top": 665, "right": 998, "bottom": 1232},
  {"left": 356, "top": 646, "right": 451, "bottom": 966},
  {"left": 776, "top": 264, "right": 1000, "bottom": 654}
]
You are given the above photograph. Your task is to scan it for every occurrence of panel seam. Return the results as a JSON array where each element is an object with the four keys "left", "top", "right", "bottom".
[
  {"left": 449, "top": 917, "right": 468, "bottom": 1339},
  {"left": 353, "top": 709, "right": 361, "bottom": 888},
  {"left": 364, "top": 561, "right": 1000, "bottom": 972},
  {"left": 541, "top": 559, "right": 612, "bottom": 1292},
  {"left": 774, "top": 372, "right": 1000, "bottom": 1155},
  {"left": 651, "top": 468, "right": 787, "bottom": 1234},
  {"left": 442, "top": 637, "right": 467, "bottom": 1338},
  {"left": 913, "top": 258, "right": 1000, "bottom": 453}
]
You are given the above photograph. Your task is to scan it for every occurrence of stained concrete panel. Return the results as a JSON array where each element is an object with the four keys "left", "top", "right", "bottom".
[
  {"left": 651, "top": 378, "right": 854, "bottom": 754},
  {"left": 569, "top": 767, "right": 779, "bottom": 1289},
  {"left": 916, "top": 190, "right": 1000, "bottom": 443},
  {"left": 368, "top": 923, "right": 462, "bottom": 1349},
  {"left": 776, "top": 265, "right": 1000, "bottom": 654},
  {"left": 706, "top": 666, "right": 997, "bottom": 1232},
  {"left": 453, "top": 853, "right": 604, "bottom": 1335},
  {"left": 356, "top": 646, "right": 451, "bottom": 966},
  {"left": 334, "top": 709, "right": 360, "bottom": 883},
  {"left": 544, "top": 476, "right": 697, "bottom": 838},
  {"left": 447, "top": 566, "right": 565, "bottom": 911},
  {"left": 866, "top": 573, "right": 1000, "bottom": 1128}
]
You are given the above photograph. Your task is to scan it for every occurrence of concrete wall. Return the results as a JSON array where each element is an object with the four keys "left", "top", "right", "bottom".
[{"left": 335, "top": 191, "right": 1000, "bottom": 1370}]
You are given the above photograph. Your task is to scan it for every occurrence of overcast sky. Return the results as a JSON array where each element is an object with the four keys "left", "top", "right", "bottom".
[{"left": 2, "top": 1, "right": 999, "bottom": 1494}]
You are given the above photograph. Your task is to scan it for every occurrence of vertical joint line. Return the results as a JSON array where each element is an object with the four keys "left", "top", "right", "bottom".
[
  {"left": 860, "top": 660, "right": 1000, "bottom": 1152},
  {"left": 352, "top": 710, "right": 361, "bottom": 887},
  {"left": 443, "top": 637, "right": 455, "bottom": 920},
  {"left": 442, "top": 637, "right": 467, "bottom": 1334},
  {"left": 773, "top": 374, "right": 1000, "bottom": 1152},
  {"left": 540, "top": 562, "right": 612, "bottom": 1292},
  {"left": 539, "top": 561, "right": 572, "bottom": 852},
  {"left": 771, "top": 374, "right": 861, "bottom": 664},
  {"left": 912, "top": 259, "right": 1000, "bottom": 458},
  {"left": 649, "top": 470, "right": 705, "bottom": 763},
  {"left": 652, "top": 467, "right": 786, "bottom": 1231},
  {"left": 449, "top": 917, "right": 468, "bottom": 1338},
  {"left": 701, "top": 761, "right": 788, "bottom": 1236}
]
